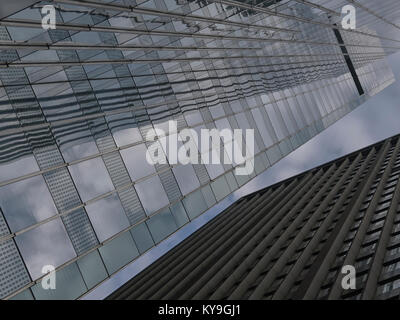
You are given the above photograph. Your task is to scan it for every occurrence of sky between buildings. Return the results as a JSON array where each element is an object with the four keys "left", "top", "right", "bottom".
[{"left": 84, "top": 51, "right": 400, "bottom": 300}]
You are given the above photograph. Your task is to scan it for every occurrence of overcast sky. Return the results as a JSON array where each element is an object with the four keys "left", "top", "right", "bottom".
[{"left": 85, "top": 51, "right": 400, "bottom": 299}]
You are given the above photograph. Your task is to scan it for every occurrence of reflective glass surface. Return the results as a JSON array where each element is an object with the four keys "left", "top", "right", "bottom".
[
  {"left": 120, "top": 144, "right": 156, "bottom": 181},
  {"left": 0, "top": 0, "right": 397, "bottom": 299},
  {"left": 85, "top": 194, "right": 130, "bottom": 242},
  {"left": 16, "top": 218, "right": 76, "bottom": 280},
  {"left": 68, "top": 158, "right": 114, "bottom": 202},
  {"left": 0, "top": 175, "right": 58, "bottom": 232},
  {"left": 135, "top": 175, "right": 170, "bottom": 215}
]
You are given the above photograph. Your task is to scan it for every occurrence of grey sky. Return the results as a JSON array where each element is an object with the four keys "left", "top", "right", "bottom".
[{"left": 84, "top": 51, "right": 400, "bottom": 299}]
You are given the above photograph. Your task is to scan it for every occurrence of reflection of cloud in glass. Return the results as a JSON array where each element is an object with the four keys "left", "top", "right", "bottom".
[
  {"left": 68, "top": 158, "right": 114, "bottom": 202},
  {"left": 113, "top": 127, "right": 142, "bottom": 147},
  {"left": 15, "top": 218, "right": 76, "bottom": 280},
  {"left": 135, "top": 176, "right": 169, "bottom": 215},
  {"left": 172, "top": 165, "right": 200, "bottom": 195},
  {"left": 184, "top": 110, "right": 203, "bottom": 126},
  {"left": 0, "top": 155, "right": 39, "bottom": 183},
  {"left": 146, "top": 208, "right": 177, "bottom": 244},
  {"left": 61, "top": 139, "right": 99, "bottom": 163},
  {"left": 85, "top": 194, "right": 130, "bottom": 242},
  {"left": 0, "top": 175, "right": 57, "bottom": 232},
  {"left": 120, "top": 144, "right": 156, "bottom": 181}
]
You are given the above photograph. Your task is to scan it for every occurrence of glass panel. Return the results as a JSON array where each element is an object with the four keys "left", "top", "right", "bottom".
[
  {"left": 266, "top": 145, "right": 282, "bottom": 165},
  {"left": 0, "top": 175, "right": 58, "bottom": 232},
  {"left": 99, "top": 232, "right": 139, "bottom": 275},
  {"left": 254, "top": 154, "right": 267, "bottom": 175},
  {"left": 209, "top": 105, "right": 225, "bottom": 119},
  {"left": 10, "top": 289, "right": 34, "bottom": 300},
  {"left": 170, "top": 201, "right": 189, "bottom": 227},
  {"left": 215, "top": 118, "right": 232, "bottom": 133},
  {"left": 61, "top": 139, "right": 99, "bottom": 163},
  {"left": 172, "top": 164, "right": 200, "bottom": 196},
  {"left": 211, "top": 176, "right": 231, "bottom": 201},
  {"left": 236, "top": 172, "right": 251, "bottom": 187},
  {"left": 77, "top": 250, "right": 108, "bottom": 290},
  {"left": 15, "top": 218, "right": 76, "bottom": 280},
  {"left": 183, "top": 189, "right": 208, "bottom": 220},
  {"left": 201, "top": 185, "right": 217, "bottom": 208},
  {"left": 68, "top": 157, "right": 114, "bottom": 202},
  {"left": 130, "top": 222, "right": 154, "bottom": 254},
  {"left": 31, "top": 263, "right": 87, "bottom": 300},
  {"left": 85, "top": 194, "right": 130, "bottom": 242},
  {"left": 135, "top": 175, "right": 169, "bottom": 215},
  {"left": 184, "top": 110, "right": 203, "bottom": 126},
  {"left": 120, "top": 144, "right": 156, "bottom": 181},
  {"left": 225, "top": 171, "right": 239, "bottom": 192},
  {"left": 146, "top": 208, "right": 178, "bottom": 244},
  {"left": 251, "top": 108, "right": 273, "bottom": 148},
  {"left": 113, "top": 127, "right": 142, "bottom": 147},
  {"left": 205, "top": 162, "right": 225, "bottom": 180},
  {"left": 0, "top": 155, "right": 39, "bottom": 183},
  {"left": 265, "top": 104, "right": 286, "bottom": 140}
]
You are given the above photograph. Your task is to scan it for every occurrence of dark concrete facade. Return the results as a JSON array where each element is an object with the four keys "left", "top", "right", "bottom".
[{"left": 109, "top": 133, "right": 400, "bottom": 300}]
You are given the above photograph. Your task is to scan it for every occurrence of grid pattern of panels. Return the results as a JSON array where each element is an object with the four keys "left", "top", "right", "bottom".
[
  {"left": 0, "top": 0, "right": 396, "bottom": 299},
  {"left": 108, "top": 135, "right": 400, "bottom": 300}
]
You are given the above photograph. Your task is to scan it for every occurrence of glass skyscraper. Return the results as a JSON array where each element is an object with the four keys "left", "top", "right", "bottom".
[{"left": 0, "top": 0, "right": 397, "bottom": 299}]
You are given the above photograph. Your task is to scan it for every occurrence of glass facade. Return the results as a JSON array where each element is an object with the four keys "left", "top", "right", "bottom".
[{"left": 0, "top": 0, "right": 397, "bottom": 299}]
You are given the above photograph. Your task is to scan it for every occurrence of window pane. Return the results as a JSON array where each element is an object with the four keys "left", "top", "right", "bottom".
[
  {"left": 85, "top": 194, "right": 130, "bottom": 242},
  {"left": 99, "top": 232, "right": 139, "bottom": 275},
  {"left": 10, "top": 289, "right": 34, "bottom": 300},
  {"left": 68, "top": 157, "right": 114, "bottom": 202},
  {"left": 0, "top": 175, "right": 58, "bottom": 232},
  {"left": 0, "top": 155, "right": 39, "bottom": 183},
  {"left": 61, "top": 139, "right": 99, "bottom": 163},
  {"left": 120, "top": 144, "right": 156, "bottom": 181},
  {"left": 113, "top": 127, "right": 142, "bottom": 148},
  {"left": 183, "top": 189, "right": 208, "bottom": 220},
  {"left": 170, "top": 201, "right": 189, "bottom": 227},
  {"left": 225, "top": 172, "right": 239, "bottom": 192},
  {"left": 211, "top": 176, "right": 231, "bottom": 201},
  {"left": 130, "top": 222, "right": 154, "bottom": 253},
  {"left": 135, "top": 175, "right": 169, "bottom": 215},
  {"left": 146, "top": 208, "right": 178, "bottom": 244},
  {"left": 184, "top": 110, "right": 203, "bottom": 126},
  {"left": 172, "top": 165, "right": 200, "bottom": 195},
  {"left": 201, "top": 185, "right": 216, "bottom": 208},
  {"left": 209, "top": 105, "right": 225, "bottom": 119},
  {"left": 77, "top": 250, "right": 108, "bottom": 289},
  {"left": 31, "top": 263, "right": 86, "bottom": 300},
  {"left": 16, "top": 218, "right": 76, "bottom": 280}
]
